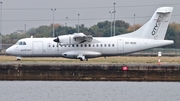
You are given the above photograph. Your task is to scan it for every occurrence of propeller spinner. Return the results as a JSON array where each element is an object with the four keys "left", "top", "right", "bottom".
[{"left": 53, "top": 37, "right": 60, "bottom": 43}]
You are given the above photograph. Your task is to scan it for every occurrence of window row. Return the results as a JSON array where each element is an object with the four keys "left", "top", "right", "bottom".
[{"left": 51, "top": 44, "right": 115, "bottom": 48}]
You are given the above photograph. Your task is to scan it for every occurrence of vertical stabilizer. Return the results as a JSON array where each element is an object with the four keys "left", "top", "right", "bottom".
[{"left": 118, "top": 7, "right": 173, "bottom": 40}]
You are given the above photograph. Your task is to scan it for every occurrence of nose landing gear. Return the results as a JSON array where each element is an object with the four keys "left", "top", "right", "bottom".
[{"left": 16, "top": 56, "right": 21, "bottom": 61}]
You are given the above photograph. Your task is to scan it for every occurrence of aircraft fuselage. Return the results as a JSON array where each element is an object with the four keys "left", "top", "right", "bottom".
[{"left": 6, "top": 37, "right": 173, "bottom": 59}]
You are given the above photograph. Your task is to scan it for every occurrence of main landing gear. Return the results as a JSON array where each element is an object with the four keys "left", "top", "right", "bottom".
[
  {"left": 79, "top": 58, "right": 88, "bottom": 61},
  {"left": 77, "top": 54, "right": 88, "bottom": 61}
]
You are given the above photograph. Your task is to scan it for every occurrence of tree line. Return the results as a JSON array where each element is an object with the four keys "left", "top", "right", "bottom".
[{"left": 2, "top": 20, "right": 180, "bottom": 48}]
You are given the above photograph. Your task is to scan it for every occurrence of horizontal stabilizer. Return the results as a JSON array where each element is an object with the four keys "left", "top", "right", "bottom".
[{"left": 157, "top": 7, "right": 172, "bottom": 14}]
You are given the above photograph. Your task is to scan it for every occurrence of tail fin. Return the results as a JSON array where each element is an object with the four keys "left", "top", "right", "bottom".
[{"left": 118, "top": 7, "right": 173, "bottom": 40}]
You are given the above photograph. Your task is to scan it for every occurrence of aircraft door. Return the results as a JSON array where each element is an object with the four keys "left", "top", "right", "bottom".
[
  {"left": 33, "top": 41, "right": 43, "bottom": 54},
  {"left": 117, "top": 39, "right": 124, "bottom": 54}
]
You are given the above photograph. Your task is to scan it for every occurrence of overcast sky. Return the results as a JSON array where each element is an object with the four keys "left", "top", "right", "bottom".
[{"left": 0, "top": 0, "right": 180, "bottom": 34}]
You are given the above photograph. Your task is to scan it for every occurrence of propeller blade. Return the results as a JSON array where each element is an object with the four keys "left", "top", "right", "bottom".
[
  {"left": 80, "top": 40, "right": 86, "bottom": 43},
  {"left": 53, "top": 37, "right": 59, "bottom": 43}
]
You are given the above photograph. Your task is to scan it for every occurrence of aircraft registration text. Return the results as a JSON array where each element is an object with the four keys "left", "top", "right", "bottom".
[{"left": 125, "top": 42, "right": 137, "bottom": 45}]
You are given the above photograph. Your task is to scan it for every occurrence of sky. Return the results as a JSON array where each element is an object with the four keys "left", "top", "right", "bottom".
[{"left": 0, "top": 0, "right": 180, "bottom": 34}]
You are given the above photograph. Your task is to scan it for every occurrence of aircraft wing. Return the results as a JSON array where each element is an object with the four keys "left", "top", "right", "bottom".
[{"left": 73, "top": 33, "right": 93, "bottom": 43}]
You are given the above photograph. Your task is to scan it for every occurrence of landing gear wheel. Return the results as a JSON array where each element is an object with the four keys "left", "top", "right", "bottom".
[
  {"left": 17, "top": 59, "right": 21, "bottom": 61},
  {"left": 80, "top": 58, "right": 83, "bottom": 61},
  {"left": 16, "top": 56, "right": 22, "bottom": 61}
]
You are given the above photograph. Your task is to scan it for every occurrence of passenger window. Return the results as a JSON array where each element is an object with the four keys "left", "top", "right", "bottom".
[
  {"left": 76, "top": 44, "right": 78, "bottom": 47},
  {"left": 72, "top": 44, "right": 74, "bottom": 47},
  {"left": 108, "top": 44, "right": 110, "bottom": 47},
  {"left": 85, "top": 44, "right": 87, "bottom": 47},
  {"left": 89, "top": 44, "right": 91, "bottom": 47},
  {"left": 100, "top": 44, "right": 102, "bottom": 47},
  {"left": 93, "top": 44, "right": 95, "bottom": 47},
  {"left": 53, "top": 45, "right": 55, "bottom": 47},
  {"left": 96, "top": 44, "right": 98, "bottom": 47},
  {"left": 112, "top": 44, "right": 114, "bottom": 47},
  {"left": 104, "top": 44, "right": 106, "bottom": 47},
  {"left": 81, "top": 44, "right": 83, "bottom": 47}
]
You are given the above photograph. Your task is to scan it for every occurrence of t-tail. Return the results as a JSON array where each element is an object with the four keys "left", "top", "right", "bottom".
[{"left": 118, "top": 7, "right": 173, "bottom": 40}]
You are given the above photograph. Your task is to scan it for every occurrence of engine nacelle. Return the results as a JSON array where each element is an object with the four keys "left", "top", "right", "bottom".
[
  {"left": 58, "top": 35, "right": 77, "bottom": 45},
  {"left": 54, "top": 33, "right": 91, "bottom": 45}
]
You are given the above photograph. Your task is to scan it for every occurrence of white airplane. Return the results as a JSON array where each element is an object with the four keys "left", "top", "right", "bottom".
[{"left": 6, "top": 7, "right": 174, "bottom": 61}]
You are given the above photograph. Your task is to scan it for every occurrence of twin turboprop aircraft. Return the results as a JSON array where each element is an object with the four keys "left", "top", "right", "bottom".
[{"left": 6, "top": 7, "right": 174, "bottom": 61}]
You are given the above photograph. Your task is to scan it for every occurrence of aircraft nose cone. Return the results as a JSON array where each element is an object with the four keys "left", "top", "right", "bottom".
[{"left": 6, "top": 47, "right": 12, "bottom": 54}]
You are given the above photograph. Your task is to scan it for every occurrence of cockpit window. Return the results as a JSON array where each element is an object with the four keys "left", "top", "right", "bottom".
[
  {"left": 19, "top": 42, "right": 23, "bottom": 45},
  {"left": 15, "top": 41, "right": 26, "bottom": 45},
  {"left": 23, "top": 42, "right": 26, "bottom": 45}
]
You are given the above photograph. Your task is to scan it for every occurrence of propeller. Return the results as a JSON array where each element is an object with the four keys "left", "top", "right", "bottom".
[
  {"left": 53, "top": 37, "right": 59, "bottom": 43},
  {"left": 80, "top": 40, "right": 86, "bottom": 43},
  {"left": 53, "top": 32, "right": 60, "bottom": 47}
]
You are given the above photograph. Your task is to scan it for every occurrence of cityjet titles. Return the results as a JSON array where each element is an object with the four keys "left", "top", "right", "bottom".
[
  {"left": 151, "top": 14, "right": 163, "bottom": 35},
  {"left": 21, "top": 49, "right": 32, "bottom": 51}
]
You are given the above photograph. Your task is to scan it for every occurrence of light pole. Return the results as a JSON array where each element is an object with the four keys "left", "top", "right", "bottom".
[
  {"left": 24, "top": 24, "right": 26, "bottom": 33},
  {"left": 78, "top": 14, "right": 80, "bottom": 33},
  {"left": 134, "top": 14, "right": 136, "bottom": 31},
  {"left": 65, "top": 17, "right": 68, "bottom": 26},
  {"left": 0, "top": 2, "right": 2, "bottom": 50},
  {"left": 113, "top": 3, "right": 116, "bottom": 36},
  {"left": 51, "top": 8, "right": 56, "bottom": 37},
  {"left": 109, "top": 11, "right": 113, "bottom": 37}
]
